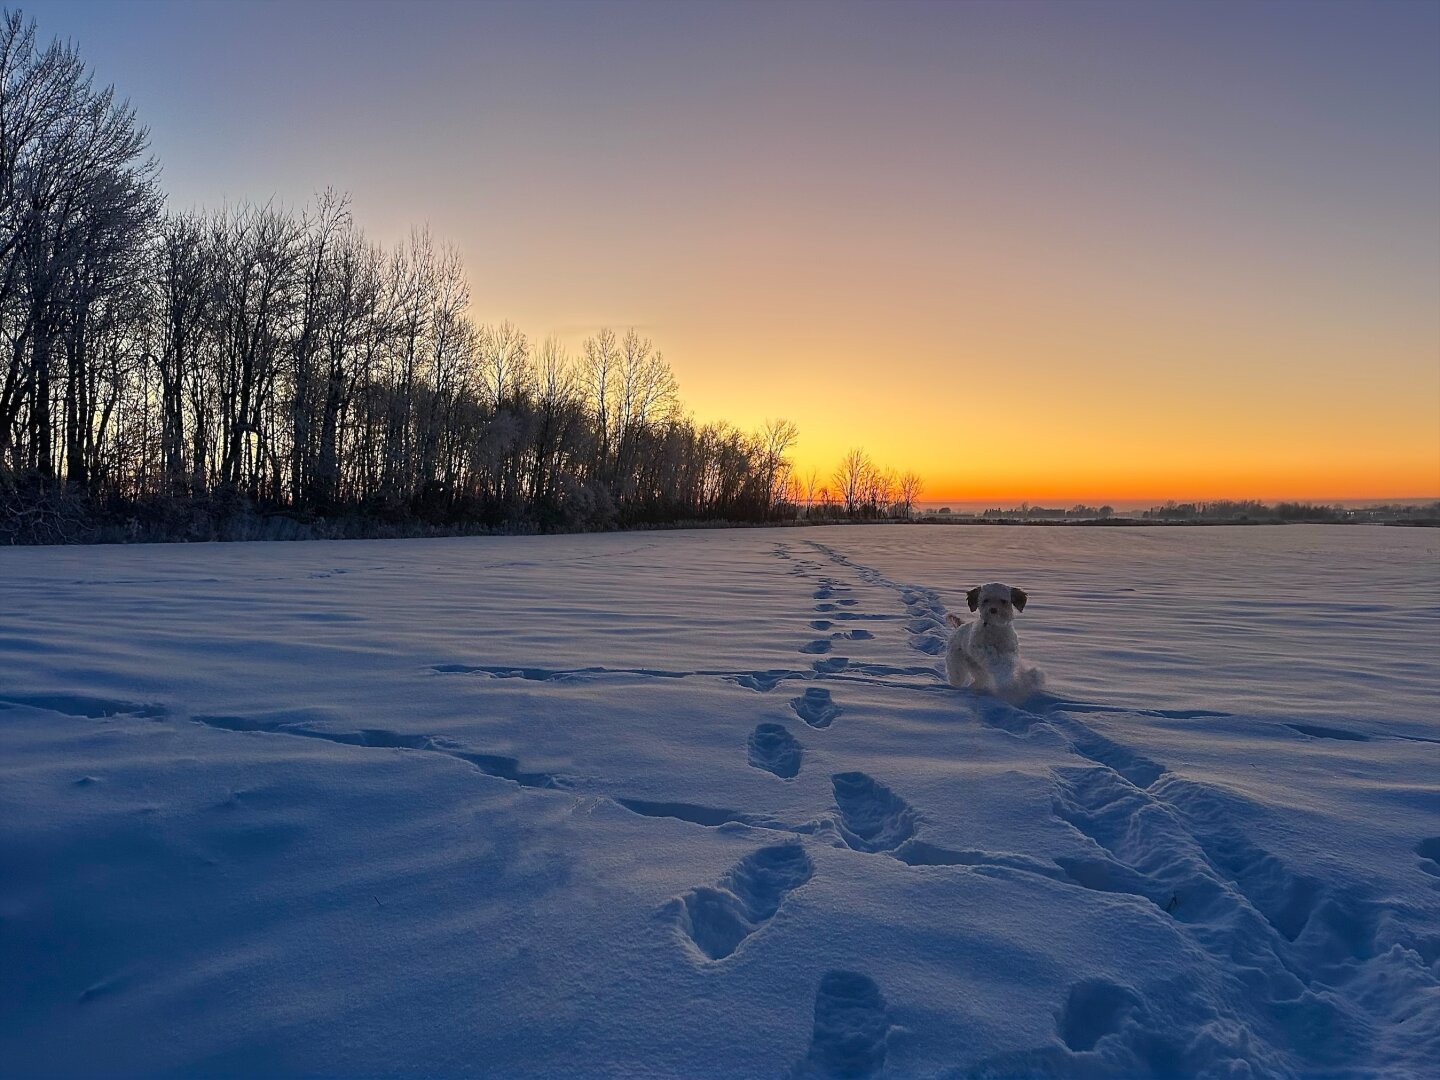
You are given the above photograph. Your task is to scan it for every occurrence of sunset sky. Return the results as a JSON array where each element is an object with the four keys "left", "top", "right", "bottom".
[{"left": 29, "top": 0, "right": 1440, "bottom": 504}]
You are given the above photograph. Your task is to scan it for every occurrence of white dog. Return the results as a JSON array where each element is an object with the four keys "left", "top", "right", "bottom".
[{"left": 945, "top": 582, "right": 1042, "bottom": 699}]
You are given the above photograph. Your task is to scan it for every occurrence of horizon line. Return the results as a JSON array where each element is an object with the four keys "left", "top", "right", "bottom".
[{"left": 913, "top": 495, "right": 1440, "bottom": 509}]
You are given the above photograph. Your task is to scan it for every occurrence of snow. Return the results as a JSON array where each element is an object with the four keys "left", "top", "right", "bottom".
[{"left": 1, "top": 525, "right": 1437, "bottom": 1078}]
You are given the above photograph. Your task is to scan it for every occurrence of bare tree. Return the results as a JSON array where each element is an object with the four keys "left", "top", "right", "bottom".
[
  {"left": 897, "top": 470, "right": 923, "bottom": 517},
  {"left": 382, "top": 226, "right": 435, "bottom": 499},
  {"left": 802, "top": 467, "right": 821, "bottom": 514},
  {"left": 755, "top": 418, "right": 798, "bottom": 518},
  {"left": 152, "top": 213, "right": 211, "bottom": 493},
  {"left": 0, "top": 11, "right": 158, "bottom": 479},
  {"left": 530, "top": 336, "right": 581, "bottom": 509},
  {"left": 579, "top": 326, "right": 618, "bottom": 480},
  {"left": 210, "top": 203, "right": 301, "bottom": 497},
  {"left": 833, "top": 447, "right": 871, "bottom": 518},
  {"left": 611, "top": 328, "right": 677, "bottom": 487}
]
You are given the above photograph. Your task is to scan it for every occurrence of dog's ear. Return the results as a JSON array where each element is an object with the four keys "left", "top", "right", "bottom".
[
  {"left": 1010, "top": 587, "right": 1028, "bottom": 612},
  {"left": 966, "top": 587, "right": 981, "bottom": 611}
]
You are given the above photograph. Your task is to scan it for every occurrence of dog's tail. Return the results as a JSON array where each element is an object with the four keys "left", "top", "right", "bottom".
[{"left": 945, "top": 613, "right": 965, "bottom": 628}]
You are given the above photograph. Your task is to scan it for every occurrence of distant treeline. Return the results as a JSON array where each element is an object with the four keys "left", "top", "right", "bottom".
[
  {"left": 1143, "top": 500, "right": 1342, "bottom": 522},
  {"left": 922, "top": 500, "right": 1440, "bottom": 525},
  {"left": 1139, "top": 500, "right": 1439, "bottom": 524},
  {"left": 1, "top": 12, "right": 934, "bottom": 544}
]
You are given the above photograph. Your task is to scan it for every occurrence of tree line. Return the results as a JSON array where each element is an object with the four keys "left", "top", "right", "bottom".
[
  {"left": 919, "top": 500, "right": 1438, "bottom": 525},
  {"left": 1141, "top": 500, "right": 1344, "bottom": 522},
  {"left": 0, "top": 12, "right": 935, "bottom": 542}
]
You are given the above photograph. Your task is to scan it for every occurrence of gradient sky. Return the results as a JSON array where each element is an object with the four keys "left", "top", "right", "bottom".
[{"left": 26, "top": 0, "right": 1440, "bottom": 504}]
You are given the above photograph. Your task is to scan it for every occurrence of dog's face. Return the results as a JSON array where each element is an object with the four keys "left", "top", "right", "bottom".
[{"left": 966, "top": 582, "right": 1027, "bottom": 623}]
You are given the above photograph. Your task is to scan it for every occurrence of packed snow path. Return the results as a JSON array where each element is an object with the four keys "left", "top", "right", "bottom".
[{"left": 2, "top": 526, "right": 1437, "bottom": 1077}]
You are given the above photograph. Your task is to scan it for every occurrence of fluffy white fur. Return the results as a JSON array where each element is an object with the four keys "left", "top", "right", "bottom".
[{"left": 945, "top": 582, "right": 1044, "bottom": 701}]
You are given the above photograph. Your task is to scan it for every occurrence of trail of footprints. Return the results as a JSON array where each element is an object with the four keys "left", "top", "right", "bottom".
[
  {"left": 767, "top": 543, "right": 953, "bottom": 785},
  {"left": 753, "top": 552, "right": 892, "bottom": 782},
  {"left": 803, "top": 540, "right": 952, "bottom": 664},
  {"left": 799, "top": 576, "right": 866, "bottom": 657},
  {"left": 719, "top": 543, "right": 1416, "bottom": 1073},
  {"left": 652, "top": 733, "right": 1404, "bottom": 1076}
]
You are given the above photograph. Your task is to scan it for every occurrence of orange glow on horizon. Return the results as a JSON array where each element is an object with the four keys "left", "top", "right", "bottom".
[
  {"left": 649, "top": 324, "right": 1440, "bottom": 509},
  {"left": 797, "top": 447, "right": 1440, "bottom": 508},
  {"left": 807, "top": 461, "right": 1440, "bottom": 510}
]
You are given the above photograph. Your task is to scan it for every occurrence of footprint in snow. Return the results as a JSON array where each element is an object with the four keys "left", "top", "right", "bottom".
[
  {"left": 1058, "top": 978, "right": 1141, "bottom": 1052},
  {"left": 791, "top": 688, "right": 842, "bottom": 729},
  {"left": 830, "top": 772, "right": 919, "bottom": 853},
  {"left": 908, "top": 632, "right": 947, "bottom": 655},
  {"left": 748, "top": 723, "right": 802, "bottom": 779},
  {"left": 670, "top": 844, "right": 813, "bottom": 961},
  {"left": 731, "top": 670, "right": 798, "bottom": 692},
  {"left": 792, "top": 970, "right": 890, "bottom": 1079}
]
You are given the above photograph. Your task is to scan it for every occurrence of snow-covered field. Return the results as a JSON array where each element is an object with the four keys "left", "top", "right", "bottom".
[{"left": 2, "top": 525, "right": 1437, "bottom": 1078}]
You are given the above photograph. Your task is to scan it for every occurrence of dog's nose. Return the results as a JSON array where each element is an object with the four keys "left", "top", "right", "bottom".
[{"left": 988, "top": 607, "right": 999, "bottom": 614}]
